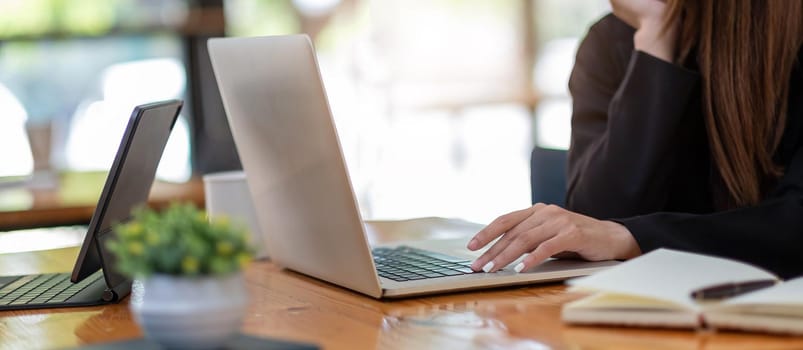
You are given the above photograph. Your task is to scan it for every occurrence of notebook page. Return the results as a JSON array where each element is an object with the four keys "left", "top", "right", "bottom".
[
  {"left": 568, "top": 249, "right": 778, "bottom": 310},
  {"left": 719, "top": 277, "right": 803, "bottom": 307}
]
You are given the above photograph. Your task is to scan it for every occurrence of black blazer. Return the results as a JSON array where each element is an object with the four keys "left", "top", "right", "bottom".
[{"left": 566, "top": 14, "right": 803, "bottom": 278}]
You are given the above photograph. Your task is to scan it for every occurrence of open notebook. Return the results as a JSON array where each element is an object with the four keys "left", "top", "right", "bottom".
[{"left": 562, "top": 249, "right": 803, "bottom": 335}]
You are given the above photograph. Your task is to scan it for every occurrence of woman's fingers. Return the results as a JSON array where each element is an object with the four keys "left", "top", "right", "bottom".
[
  {"left": 609, "top": 0, "right": 641, "bottom": 28},
  {"left": 471, "top": 205, "right": 566, "bottom": 272},
  {"left": 470, "top": 205, "right": 556, "bottom": 271},
  {"left": 467, "top": 205, "right": 542, "bottom": 251},
  {"left": 499, "top": 203, "right": 553, "bottom": 239},
  {"left": 514, "top": 233, "right": 576, "bottom": 273},
  {"left": 481, "top": 225, "right": 545, "bottom": 273},
  {"left": 609, "top": 0, "right": 668, "bottom": 28},
  {"left": 470, "top": 235, "right": 514, "bottom": 272}
]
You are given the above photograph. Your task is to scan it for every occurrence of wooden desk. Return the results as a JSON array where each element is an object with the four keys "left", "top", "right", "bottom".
[
  {"left": 1, "top": 219, "right": 802, "bottom": 350},
  {"left": 0, "top": 177, "right": 205, "bottom": 230}
]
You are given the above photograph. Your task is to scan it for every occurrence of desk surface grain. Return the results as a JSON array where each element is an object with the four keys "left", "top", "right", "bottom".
[{"left": 2, "top": 220, "right": 803, "bottom": 350}]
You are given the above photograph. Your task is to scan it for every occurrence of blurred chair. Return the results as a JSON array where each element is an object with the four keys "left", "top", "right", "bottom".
[{"left": 530, "top": 146, "right": 567, "bottom": 206}]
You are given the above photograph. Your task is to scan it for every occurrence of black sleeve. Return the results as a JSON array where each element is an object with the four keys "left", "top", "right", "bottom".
[
  {"left": 619, "top": 146, "right": 803, "bottom": 279},
  {"left": 566, "top": 15, "right": 803, "bottom": 278},
  {"left": 565, "top": 16, "right": 702, "bottom": 219}
]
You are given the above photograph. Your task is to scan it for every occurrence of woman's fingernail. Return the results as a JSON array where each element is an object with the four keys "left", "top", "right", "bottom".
[
  {"left": 514, "top": 262, "right": 525, "bottom": 273},
  {"left": 482, "top": 261, "right": 495, "bottom": 273},
  {"left": 467, "top": 238, "right": 478, "bottom": 249}
]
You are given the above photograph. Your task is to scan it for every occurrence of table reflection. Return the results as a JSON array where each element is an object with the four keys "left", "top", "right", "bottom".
[{"left": 380, "top": 306, "right": 549, "bottom": 350}]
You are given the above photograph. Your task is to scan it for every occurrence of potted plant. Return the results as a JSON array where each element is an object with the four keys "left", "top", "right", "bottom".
[{"left": 107, "top": 203, "right": 255, "bottom": 349}]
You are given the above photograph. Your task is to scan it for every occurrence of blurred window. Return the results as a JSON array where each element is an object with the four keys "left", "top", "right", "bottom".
[
  {"left": 533, "top": 0, "right": 611, "bottom": 150},
  {"left": 223, "top": 0, "right": 613, "bottom": 223},
  {"left": 222, "top": 0, "right": 612, "bottom": 222},
  {"left": 0, "top": 0, "right": 198, "bottom": 214},
  {"left": 0, "top": 0, "right": 613, "bottom": 224},
  {"left": 0, "top": 83, "right": 33, "bottom": 179},
  {"left": 0, "top": 35, "right": 192, "bottom": 185}
]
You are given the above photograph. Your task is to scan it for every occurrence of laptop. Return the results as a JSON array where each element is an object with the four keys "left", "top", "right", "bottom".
[
  {"left": 207, "top": 35, "right": 618, "bottom": 298},
  {"left": 0, "top": 100, "right": 183, "bottom": 310}
]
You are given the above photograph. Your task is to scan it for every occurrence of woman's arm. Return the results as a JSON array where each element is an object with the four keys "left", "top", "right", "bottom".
[
  {"left": 468, "top": 146, "right": 803, "bottom": 277},
  {"left": 469, "top": 176, "right": 803, "bottom": 278},
  {"left": 566, "top": 14, "right": 700, "bottom": 219},
  {"left": 620, "top": 145, "right": 803, "bottom": 279}
]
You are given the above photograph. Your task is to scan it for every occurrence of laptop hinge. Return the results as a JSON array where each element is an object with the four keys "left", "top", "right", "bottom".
[{"left": 102, "top": 280, "right": 132, "bottom": 302}]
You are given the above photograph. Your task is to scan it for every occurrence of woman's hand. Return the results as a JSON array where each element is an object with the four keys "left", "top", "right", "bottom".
[
  {"left": 610, "top": 0, "right": 678, "bottom": 63},
  {"left": 467, "top": 204, "right": 642, "bottom": 273},
  {"left": 610, "top": 0, "right": 668, "bottom": 29}
]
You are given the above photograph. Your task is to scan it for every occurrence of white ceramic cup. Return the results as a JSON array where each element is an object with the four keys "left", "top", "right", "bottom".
[{"left": 203, "top": 170, "right": 267, "bottom": 259}]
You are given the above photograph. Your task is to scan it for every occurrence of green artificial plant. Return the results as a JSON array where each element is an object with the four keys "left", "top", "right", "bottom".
[{"left": 107, "top": 203, "right": 254, "bottom": 277}]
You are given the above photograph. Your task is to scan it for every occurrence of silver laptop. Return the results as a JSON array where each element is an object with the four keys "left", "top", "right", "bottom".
[{"left": 207, "top": 34, "right": 618, "bottom": 298}]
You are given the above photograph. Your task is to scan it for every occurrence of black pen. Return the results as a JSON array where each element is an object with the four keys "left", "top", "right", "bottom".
[{"left": 690, "top": 279, "right": 778, "bottom": 301}]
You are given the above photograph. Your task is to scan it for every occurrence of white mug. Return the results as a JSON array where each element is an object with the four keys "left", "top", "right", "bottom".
[{"left": 203, "top": 170, "right": 267, "bottom": 259}]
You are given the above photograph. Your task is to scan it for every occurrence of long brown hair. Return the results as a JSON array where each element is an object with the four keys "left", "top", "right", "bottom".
[{"left": 665, "top": 0, "right": 803, "bottom": 207}]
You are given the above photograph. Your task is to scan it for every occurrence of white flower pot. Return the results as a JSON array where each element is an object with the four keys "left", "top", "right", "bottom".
[{"left": 130, "top": 273, "right": 248, "bottom": 349}]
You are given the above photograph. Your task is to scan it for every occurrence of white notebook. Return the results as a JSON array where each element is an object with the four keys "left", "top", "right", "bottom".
[{"left": 562, "top": 249, "right": 803, "bottom": 335}]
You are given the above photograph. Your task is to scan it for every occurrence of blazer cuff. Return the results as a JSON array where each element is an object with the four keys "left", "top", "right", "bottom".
[{"left": 613, "top": 216, "right": 663, "bottom": 254}]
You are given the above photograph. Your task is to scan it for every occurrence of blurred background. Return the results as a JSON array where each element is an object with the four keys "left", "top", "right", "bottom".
[{"left": 0, "top": 0, "right": 610, "bottom": 228}]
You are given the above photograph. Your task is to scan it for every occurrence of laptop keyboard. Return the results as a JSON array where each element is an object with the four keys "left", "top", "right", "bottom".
[
  {"left": 372, "top": 246, "right": 476, "bottom": 282},
  {"left": 0, "top": 270, "right": 103, "bottom": 306}
]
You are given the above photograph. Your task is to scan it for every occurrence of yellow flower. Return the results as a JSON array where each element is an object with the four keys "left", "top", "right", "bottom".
[
  {"left": 145, "top": 231, "right": 160, "bottom": 245},
  {"left": 122, "top": 223, "right": 143, "bottom": 238},
  {"left": 127, "top": 242, "right": 144, "bottom": 255},
  {"left": 236, "top": 253, "right": 251, "bottom": 269},
  {"left": 216, "top": 241, "right": 233, "bottom": 255},
  {"left": 182, "top": 256, "right": 199, "bottom": 274}
]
